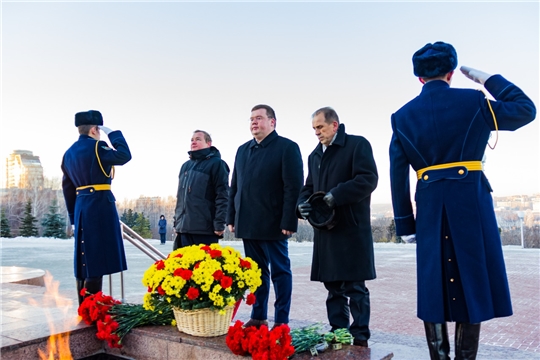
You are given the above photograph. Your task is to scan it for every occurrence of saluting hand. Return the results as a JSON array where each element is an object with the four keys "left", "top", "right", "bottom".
[
  {"left": 99, "top": 126, "right": 113, "bottom": 135},
  {"left": 460, "top": 66, "right": 492, "bottom": 85}
]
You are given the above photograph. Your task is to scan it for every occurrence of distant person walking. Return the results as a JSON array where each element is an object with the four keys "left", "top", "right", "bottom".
[
  {"left": 227, "top": 104, "right": 303, "bottom": 329},
  {"left": 390, "top": 41, "right": 536, "bottom": 359},
  {"left": 158, "top": 215, "right": 167, "bottom": 245},
  {"left": 173, "top": 130, "right": 229, "bottom": 249},
  {"left": 61, "top": 110, "right": 132, "bottom": 305},
  {"left": 297, "top": 107, "right": 378, "bottom": 347}
]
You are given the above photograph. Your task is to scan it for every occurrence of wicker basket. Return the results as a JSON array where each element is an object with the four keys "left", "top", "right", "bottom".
[{"left": 173, "top": 305, "right": 234, "bottom": 337}]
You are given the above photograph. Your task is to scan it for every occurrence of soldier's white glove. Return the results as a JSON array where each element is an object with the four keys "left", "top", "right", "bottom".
[
  {"left": 460, "top": 66, "right": 492, "bottom": 85},
  {"left": 99, "top": 126, "right": 113, "bottom": 135},
  {"left": 401, "top": 234, "right": 416, "bottom": 244}
]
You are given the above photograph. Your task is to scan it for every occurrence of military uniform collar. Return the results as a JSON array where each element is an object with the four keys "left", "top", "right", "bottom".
[
  {"left": 421, "top": 79, "right": 450, "bottom": 93},
  {"left": 250, "top": 130, "right": 278, "bottom": 148}
]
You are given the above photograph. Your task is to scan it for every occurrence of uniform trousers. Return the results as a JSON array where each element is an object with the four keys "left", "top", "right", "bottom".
[
  {"left": 173, "top": 233, "right": 219, "bottom": 250},
  {"left": 243, "top": 239, "right": 292, "bottom": 324},
  {"left": 324, "top": 281, "right": 371, "bottom": 341}
]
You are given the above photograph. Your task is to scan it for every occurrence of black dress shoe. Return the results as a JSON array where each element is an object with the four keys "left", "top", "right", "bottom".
[
  {"left": 244, "top": 318, "right": 269, "bottom": 328},
  {"left": 353, "top": 339, "right": 368, "bottom": 347}
]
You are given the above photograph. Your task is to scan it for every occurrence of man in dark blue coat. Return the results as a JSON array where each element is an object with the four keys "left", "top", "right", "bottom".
[
  {"left": 227, "top": 104, "right": 303, "bottom": 329},
  {"left": 390, "top": 42, "right": 536, "bottom": 359},
  {"left": 297, "top": 107, "right": 378, "bottom": 347},
  {"left": 62, "top": 110, "right": 132, "bottom": 304},
  {"left": 173, "top": 130, "right": 230, "bottom": 249}
]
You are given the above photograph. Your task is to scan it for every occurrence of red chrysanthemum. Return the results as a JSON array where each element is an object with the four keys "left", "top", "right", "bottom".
[{"left": 186, "top": 287, "right": 199, "bottom": 300}]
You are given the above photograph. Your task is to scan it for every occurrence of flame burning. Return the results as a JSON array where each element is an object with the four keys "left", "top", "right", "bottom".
[{"left": 28, "top": 271, "right": 75, "bottom": 360}]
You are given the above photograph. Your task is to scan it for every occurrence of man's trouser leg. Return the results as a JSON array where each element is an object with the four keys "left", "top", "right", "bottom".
[
  {"left": 268, "top": 239, "right": 292, "bottom": 324},
  {"left": 243, "top": 239, "right": 270, "bottom": 321},
  {"left": 345, "top": 281, "right": 370, "bottom": 341}
]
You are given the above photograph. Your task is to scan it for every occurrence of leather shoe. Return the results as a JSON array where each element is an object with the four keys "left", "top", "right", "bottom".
[
  {"left": 353, "top": 339, "right": 368, "bottom": 347},
  {"left": 271, "top": 323, "right": 286, "bottom": 330},
  {"left": 244, "top": 318, "right": 268, "bottom": 329}
]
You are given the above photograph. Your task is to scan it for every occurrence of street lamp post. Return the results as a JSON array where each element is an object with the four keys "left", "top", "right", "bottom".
[{"left": 517, "top": 211, "right": 525, "bottom": 249}]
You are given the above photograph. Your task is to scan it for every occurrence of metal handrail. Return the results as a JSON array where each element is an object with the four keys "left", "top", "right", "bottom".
[{"left": 108, "top": 221, "right": 167, "bottom": 302}]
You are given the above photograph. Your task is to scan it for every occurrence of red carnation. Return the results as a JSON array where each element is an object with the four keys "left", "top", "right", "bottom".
[
  {"left": 239, "top": 258, "right": 251, "bottom": 269},
  {"left": 209, "top": 249, "right": 222, "bottom": 259},
  {"left": 79, "top": 287, "right": 88, "bottom": 297},
  {"left": 220, "top": 275, "right": 233, "bottom": 289},
  {"left": 201, "top": 245, "right": 211, "bottom": 252},
  {"left": 155, "top": 260, "right": 165, "bottom": 270},
  {"left": 186, "top": 287, "right": 199, "bottom": 300},
  {"left": 212, "top": 269, "right": 224, "bottom": 280},
  {"left": 173, "top": 268, "right": 193, "bottom": 280},
  {"left": 246, "top": 293, "right": 256, "bottom": 305}
]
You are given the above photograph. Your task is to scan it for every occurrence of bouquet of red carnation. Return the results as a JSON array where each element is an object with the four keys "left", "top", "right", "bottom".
[
  {"left": 78, "top": 289, "right": 174, "bottom": 348},
  {"left": 226, "top": 320, "right": 295, "bottom": 360}
]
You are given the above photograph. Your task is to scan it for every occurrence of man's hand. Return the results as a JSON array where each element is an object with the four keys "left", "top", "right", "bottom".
[
  {"left": 297, "top": 203, "right": 312, "bottom": 219},
  {"left": 323, "top": 192, "right": 336, "bottom": 209},
  {"left": 99, "top": 126, "right": 113, "bottom": 135},
  {"left": 460, "top": 66, "right": 492, "bottom": 85},
  {"left": 228, "top": 225, "right": 235, "bottom": 233},
  {"left": 282, "top": 229, "right": 294, "bottom": 236},
  {"left": 401, "top": 234, "right": 416, "bottom": 243},
  {"left": 214, "top": 230, "right": 224, "bottom": 236}
]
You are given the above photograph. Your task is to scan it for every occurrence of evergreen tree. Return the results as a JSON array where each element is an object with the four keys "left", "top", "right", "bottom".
[
  {"left": 387, "top": 219, "right": 397, "bottom": 243},
  {"left": 20, "top": 199, "right": 39, "bottom": 237},
  {"left": 1, "top": 208, "right": 12, "bottom": 238},
  {"left": 41, "top": 199, "right": 67, "bottom": 239},
  {"left": 120, "top": 209, "right": 138, "bottom": 228},
  {"left": 133, "top": 212, "right": 152, "bottom": 238}
]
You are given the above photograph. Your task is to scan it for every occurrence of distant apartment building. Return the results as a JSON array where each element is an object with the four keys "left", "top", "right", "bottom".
[{"left": 5, "top": 150, "right": 44, "bottom": 189}]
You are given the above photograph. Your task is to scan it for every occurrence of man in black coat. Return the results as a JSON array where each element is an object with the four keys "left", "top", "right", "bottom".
[
  {"left": 297, "top": 107, "right": 378, "bottom": 347},
  {"left": 227, "top": 104, "right": 303, "bottom": 329},
  {"left": 173, "top": 130, "right": 230, "bottom": 249}
]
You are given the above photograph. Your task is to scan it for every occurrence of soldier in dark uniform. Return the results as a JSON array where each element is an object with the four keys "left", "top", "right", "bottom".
[
  {"left": 61, "top": 110, "right": 132, "bottom": 304},
  {"left": 390, "top": 42, "right": 536, "bottom": 359}
]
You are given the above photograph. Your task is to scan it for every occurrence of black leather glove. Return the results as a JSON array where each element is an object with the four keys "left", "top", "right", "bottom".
[
  {"left": 323, "top": 192, "right": 336, "bottom": 209},
  {"left": 297, "top": 203, "right": 312, "bottom": 219}
]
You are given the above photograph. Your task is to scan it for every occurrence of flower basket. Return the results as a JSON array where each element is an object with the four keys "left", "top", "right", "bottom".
[{"left": 173, "top": 305, "right": 234, "bottom": 337}]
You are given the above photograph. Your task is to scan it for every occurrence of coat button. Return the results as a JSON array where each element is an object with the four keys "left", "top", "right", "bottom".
[
  {"left": 82, "top": 252, "right": 84, "bottom": 255},
  {"left": 450, "top": 278, "right": 454, "bottom": 282},
  {"left": 445, "top": 236, "right": 448, "bottom": 239},
  {"left": 83, "top": 264, "right": 86, "bottom": 266},
  {"left": 90, "top": 189, "right": 94, "bottom": 192},
  {"left": 448, "top": 258, "right": 452, "bottom": 262},
  {"left": 423, "top": 175, "right": 429, "bottom": 180},
  {"left": 458, "top": 169, "right": 464, "bottom": 175},
  {"left": 76, "top": 192, "right": 79, "bottom": 195},
  {"left": 453, "top": 298, "right": 456, "bottom": 301}
]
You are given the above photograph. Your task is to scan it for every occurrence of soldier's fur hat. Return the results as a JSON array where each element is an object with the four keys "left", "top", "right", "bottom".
[
  {"left": 75, "top": 110, "right": 103, "bottom": 127},
  {"left": 413, "top": 41, "right": 457, "bottom": 78}
]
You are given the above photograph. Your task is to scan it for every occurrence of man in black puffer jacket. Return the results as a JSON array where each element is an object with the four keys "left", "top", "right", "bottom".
[{"left": 173, "top": 130, "right": 230, "bottom": 249}]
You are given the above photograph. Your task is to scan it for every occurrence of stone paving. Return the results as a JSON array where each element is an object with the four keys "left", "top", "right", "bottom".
[{"left": 1, "top": 238, "right": 539, "bottom": 359}]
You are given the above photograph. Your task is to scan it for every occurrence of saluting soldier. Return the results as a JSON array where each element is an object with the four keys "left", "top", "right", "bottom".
[
  {"left": 389, "top": 42, "right": 536, "bottom": 359},
  {"left": 61, "top": 110, "right": 132, "bottom": 304}
]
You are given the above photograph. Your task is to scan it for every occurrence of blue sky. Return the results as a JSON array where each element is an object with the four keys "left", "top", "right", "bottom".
[{"left": 1, "top": 1, "right": 538, "bottom": 204}]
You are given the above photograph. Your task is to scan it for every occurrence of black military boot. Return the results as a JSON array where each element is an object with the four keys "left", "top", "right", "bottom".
[
  {"left": 455, "top": 322, "right": 481, "bottom": 360},
  {"left": 424, "top": 322, "right": 450, "bottom": 360},
  {"left": 84, "top": 277, "right": 103, "bottom": 295},
  {"left": 76, "top": 279, "right": 85, "bottom": 305}
]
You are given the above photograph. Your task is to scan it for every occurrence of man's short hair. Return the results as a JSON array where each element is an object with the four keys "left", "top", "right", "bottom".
[
  {"left": 251, "top": 104, "right": 276, "bottom": 121},
  {"left": 312, "top": 107, "right": 340, "bottom": 125},
  {"left": 193, "top": 130, "right": 212, "bottom": 143},
  {"left": 78, "top": 125, "right": 98, "bottom": 135}
]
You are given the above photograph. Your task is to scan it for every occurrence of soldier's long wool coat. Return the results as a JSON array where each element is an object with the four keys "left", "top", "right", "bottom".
[
  {"left": 62, "top": 131, "right": 131, "bottom": 279},
  {"left": 390, "top": 75, "right": 536, "bottom": 323},
  {"left": 298, "top": 124, "right": 379, "bottom": 282}
]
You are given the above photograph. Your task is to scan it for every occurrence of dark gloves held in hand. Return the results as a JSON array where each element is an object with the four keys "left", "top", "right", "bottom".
[
  {"left": 323, "top": 192, "right": 336, "bottom": 209},
  {"left": 298, "top": 203, "right": 312, "bottom": 219}
]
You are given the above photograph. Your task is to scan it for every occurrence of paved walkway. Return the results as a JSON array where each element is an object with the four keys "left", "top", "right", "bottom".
[{"left": 1, "top": 238, "right": 539, "bottom": 359}]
